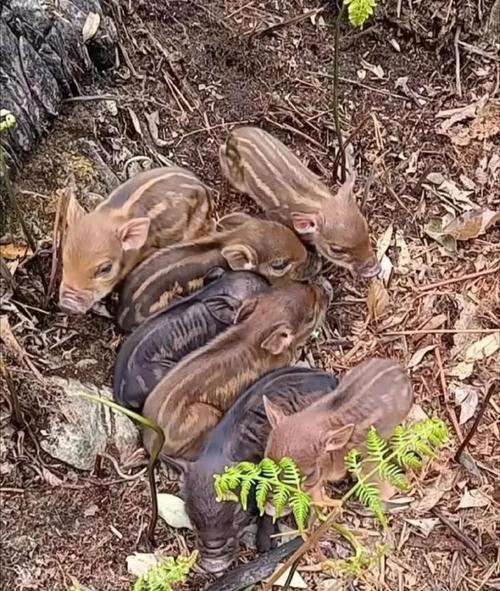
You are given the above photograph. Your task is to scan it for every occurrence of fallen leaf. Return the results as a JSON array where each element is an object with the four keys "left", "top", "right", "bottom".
[
  {"left": 464, "top": 332, "right": 500, "bottom": 362},
  {"left": 360, "top": 58, "right": 384, "bottom": 79},
  {"left": 0, "top": 315, "right": 25, "bottom": 360},
  {"left": 82, "top": 12, "right": 100, "bottom": 42},
  {"left": 157, "top": 493, "right": 192, "bottom": 529},
  {"left": 378, "top": 254, "right": 393, "bottom": 285},
  {"left": 412, "top": 471, "right": 454, "bottom": 513},
  {"left": 443, "top": 208, "right": 500, "bottom": 240},
  {"left": 408, "top": 345, "right": 437, "bottom": 369},
  {"left": 447, "top": 361, "right": 475, "bottom": 380},
  {"left": 127, "top": 108, "right": 143, "bottom": 137},
  {"left": 405, "top": 518, "right": 440, "bottom": 537},
  {"left": 424, "top": 217, "right": 457, "bottom": 252},
  {"left": 367, "top": 278, "right": 389, "bottom": 320},
  {"left": 145, "top": 111, "right": 169, "bottom": 147},
  {"left": 0, "top": 243, "right": 32, "bottom": 259},
  {"left": 457, "top": 489, "right": 490, "bottom": 510},
  {"left": 272, "top": 566, "right": 307, "bottom": 588},
  {"left": 84, "top": 504, "right": 99, "bottom": 517},
  {"left": 41, "top": 467, "right": 63, "bottom": 486},
  {"left": 394, "top": 230, "right": 411, "bottom": 275},
  {"left": 425, "top": 175, "right": 476, "bottom": 208},
  {"left": 126, "top": 552, "right": 158, "bottom": 577},
  {"left": 406, "top": 403, "right": 429, "bottom": 422},
  {"left": 451, "top": 383, "right": 479, "bottom": 424},
  {"left": 376, "top": 224, "right": 393, "bottom": 260}
]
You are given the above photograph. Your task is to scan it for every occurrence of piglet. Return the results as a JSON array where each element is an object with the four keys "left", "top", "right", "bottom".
[
  {"left": 113, "top": 270, "right": 269, "bottom": 411},
  {"left": 142, "top": 280, "right": 332, "bottom": 461},
  {"left": 264, "top": 357, "right": 413, "bottom": 504},
  {"left": 59, "top": 167, "right": 212, "bottom": 314},
  {"left": 219, "top": 126, "right": 380, "bottom": 277},
  {"left": 164, "top": 366, "right": 339, "bottom": 574}
]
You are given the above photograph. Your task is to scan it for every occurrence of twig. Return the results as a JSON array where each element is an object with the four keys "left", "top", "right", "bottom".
[
  {"left": 62, "top": 94, "right": 120, "bottom": 103},
  {"left": 0, "top": 257, "right": 16, "bottom": 292},
  {"left": 435, "top": 348, "right": 463, "bottom": 442},
  {"left": 455, "top": 381, "right": 497, "bottom": 462},
  {"left": 252, "top": 6, "right": 325, "bottom": 37},
  {"left": 457, "top": 40, "right": 500, "bottom": 62},
  {"left": 0, "top": 363, "right": 24, "bottom": 427},
  {"left": 418, "top": 266, "right": 500, "bottom": 291},
  {"left": 331, "top": 113, "right": 372, "bottom": 177},
  {"left": 45, "top": 185, "right": 71, "bottom": 307},
  {"left": 454, "top": 26, "right": 462, "bottom": 98},
  {"left": 432, "top": 509, "right": 487, "bottom": 564},
  {"left": 310, "top": 71, "right": 409, "bottom": 100},
  {"left": 264, "top": 118, "right": 325, "bottom": 151},
  {"left": 384, "top": 328, "right": 500, "bottom": 336},
  {"left": 175, "top": 120, "right": 250, "bottom": 147},
  {"left": 332, "top": 2, "right": 347, "bottom": 182}
]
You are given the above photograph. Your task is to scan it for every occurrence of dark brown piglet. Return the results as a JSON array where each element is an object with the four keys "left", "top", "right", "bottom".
[
  {"left": 142, "top": 280, "right": 331, "bottom": 461},
  {"left": 113, "top": 270, "right": 269, "bottom": 411},
  {"left": 163, "top": 366, "right": 339, "bottom": 574},
  {"left": 264, "top": 357, "right": 413, "bottom": 505}
]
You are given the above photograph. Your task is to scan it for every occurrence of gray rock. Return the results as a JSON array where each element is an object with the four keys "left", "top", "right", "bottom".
[{"left": 40, "top": 377, "right": 140, "bottom": 471}]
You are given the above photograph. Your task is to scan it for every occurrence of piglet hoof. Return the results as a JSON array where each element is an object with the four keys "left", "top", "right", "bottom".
[{"left": 256, "top": 514, "right": 278, "bottom": 553}]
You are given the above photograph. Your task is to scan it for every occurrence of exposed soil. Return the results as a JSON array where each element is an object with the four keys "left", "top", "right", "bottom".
[{"left": 1, "top": 1, "right": 499, "bottom": 590}]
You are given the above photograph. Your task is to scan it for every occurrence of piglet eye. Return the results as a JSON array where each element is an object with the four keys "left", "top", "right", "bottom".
[
  {"left": 95, "top": 262, "right": 113, "bottom": 277},
  {"left": 270, "top": 259, "right": 290, "bottom": 272}
]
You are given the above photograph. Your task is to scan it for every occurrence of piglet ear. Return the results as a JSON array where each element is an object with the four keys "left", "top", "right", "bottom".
[
  {"left": 160, "top": 453, "right": 190, "bottom": 478},
  {"left": 234, "top": 297, "right": 258, "bottom": 324},
  {"left": 323, "top": 423, "right": 355, "bottom": 453},
  {"left": 66, "top": 189, "right": 86, "bottom": 227},
  {"left": 291, "top": 211, "right": 321, "bottom": 235},
  {"left": 217, "top": 212, "right": 255, "bottom": 231},
  {"left": 335, "top": 171, "right": 356, "bottom": 201},
  {"left": 263, "top": 395, "right": 287, "bottom": 429},
  {"left": 118, "top": 217, "right": 150, "bottom": 251},
  {"left": 261, "top": 324, "right": 295, "bottom": 355},
  {"left": 221, "top": 244, "right": 257, "bottom": 271}
]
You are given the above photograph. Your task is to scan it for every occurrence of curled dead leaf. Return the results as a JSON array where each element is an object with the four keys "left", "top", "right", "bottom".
[
  {"left": 0, "top": 243, "right": 33, "bottom": 260},
  {"left": 82, "top": 12, "right": 101, "bottom": 43},
  {"left": 443, "top": 208, "right": 500, "bottom": 241},
  {"left": 367, "top": 278, "right": 389, "bottom": 320},
  {"left": 457, "top": 488, "right": 490, "bottom": 510},
  {"left": 424, "top": 217, "right": 457, "bottom": 252},
  {"left": 376, "top": 224, "right": 393, "bottom": 260},
  {"left": 408, "top": 344, "right": 437, "bottom": 369}
]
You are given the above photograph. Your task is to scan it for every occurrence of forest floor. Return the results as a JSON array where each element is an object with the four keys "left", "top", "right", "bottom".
[{"left": 1, "top": 1, "right": 499, "bottom": 590}]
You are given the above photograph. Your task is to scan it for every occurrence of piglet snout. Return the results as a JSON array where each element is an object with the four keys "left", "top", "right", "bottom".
[
  {"left": 59, "top": 286, "right": 92, "bottom": 314},
  {"left": 357, "top": 258, "right": 381, "bottom": 278}
]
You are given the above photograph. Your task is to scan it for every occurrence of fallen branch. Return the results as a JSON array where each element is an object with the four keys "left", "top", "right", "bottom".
[
  {"left": 384, "top": 328, "right": 500, "bottom": 336},
  {"left": 418, "top": 266, "right": 500, "bottom": 291},
  {"left": 455, "top": 381, "right": 497, "bottom": 462},
  {"left": 435, "top": 348, "right": 463, "bottom": 442}
]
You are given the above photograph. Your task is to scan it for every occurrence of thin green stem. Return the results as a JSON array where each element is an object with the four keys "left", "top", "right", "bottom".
[{"left": 77, "top": 393, "right": 165, "bottom": 547}]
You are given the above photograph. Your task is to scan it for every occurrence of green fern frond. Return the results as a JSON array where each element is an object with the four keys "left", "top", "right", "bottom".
[
  {"left": 289, "top": 490, "right": 310, "bottom": 530},
  {"left": 255, "top": 479, "right": 273, "bottom": 515},
  {"left": 379, "top": 462, "right": 409, "bottom": 490},
  {"left": 279, "top": 457, "right": 302, "bottom": 487},
  {"left": 272, "top": 484, "right": 290, "bottom": 520},
  {"left": 240, "top": 478, "right": 253, "bottom": 511},
  {"left": 343, "top": 0, "right": 376, "bottom": 27},
  {"left": 345, "top": 448, "right": 364, "bottom": 480},
  {"left": 132, "top": 551, "right": 197, "bottom": 591},
  {"left": 259, "top": 457, "right": 281, "bottom": 479}
]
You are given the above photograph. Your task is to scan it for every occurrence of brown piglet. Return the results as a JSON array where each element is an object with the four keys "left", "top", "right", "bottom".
[
  {"left": 117, "top": 215, "right": 321, "bottom": 331},
  {"left": 264, "top": 357, "right": 413, "bottom": 504},
  {"left": 59, "top": 166, "right": 212, "bottom": 314},
  {"left": 142, "top": 280, "right": 332, "bottom": 460},
  {"left": 219, "top": 126, "right": 380, "bottom": 277}
]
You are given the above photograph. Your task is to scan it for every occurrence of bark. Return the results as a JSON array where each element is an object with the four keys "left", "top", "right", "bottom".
[{"left": 0, "top": 0, "right": 117, "bottom": 170}]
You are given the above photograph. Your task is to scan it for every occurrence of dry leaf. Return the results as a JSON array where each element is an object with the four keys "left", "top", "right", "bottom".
[
  {"left": 127, "top": 108, "right": 143, "bottom": 136},
  {"left": 451, "top": 383, "right": 479, "bottom": 424},
  {"left": 367, "top": 279, "right": 389, "bottom": 320},
  {"left": 424, "top": 217, "right": 457, "bottom": 252},
  {"left": 376, "top": 224, "right": 393, "bottom": 260},
  {"left": 447, "top": 361, "right": 475, "bottom": 380},
  {"left": 82, "top": 12, "right": 101, "bottom": 42},
  {"left": 0, "top": 243, "right": 33, "bottom": 260},
  {"left": 157, "top": 493, "right": 192, "bottom": 529},
  {"left": 360, "top": 58, "right": 384, "bottom": 79},
  {"left": 425, "top": 174, "right": 476, "bottom": 208},
  {"left": 408, "top": 345, "right": 437, "bottom": 369},
  {"left": 126, "top": 552, "right": 158, "bottom": 577},
  {"left": 443, "top": 208, "right": 500, "bottom": 240},
  {"left": 457, "top": 489, "right": 490, "bottom": 509},
  {"left": 394, "top": 230, "right": 411, "bottom": 275},
  {"left": 378, "top": 254, "right": 393, "bottom": 285},
  {"left": 464, "top": 332, "right": 500, "bottom": 362},
  {"left": 0, "top": 315, "right": 25, "bottom": 360},
  {"left": 412, "top": 471, "right": 454, "bottom": 513},
  {"left": 41, "top": 467, "right": 63, "bottom": 486},
  {"left": 405, "top": 518, "right": 440, "bottom": 537},
  {"left": 272, "top": 567, "right": 307, "bottom": 588}
]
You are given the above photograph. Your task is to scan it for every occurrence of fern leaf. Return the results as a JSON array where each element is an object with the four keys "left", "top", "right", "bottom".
[
  {"left": 343, "top": 0, "right": 377, "bottom": 27},
  {"left": 278, "top": 457, "right": 302, "bottom": 487},
  {"left": 272, "top": 483, "right": 290, "bottom": 520},
  {"left": 239, "top": 478, "right": 253, "bottom": 511},
  {"left": 353, "top": 481, "right": 386, "bottom": 527},
  {"left": 259, "top": 457, "right": 281, "bottom": 480},
  {"left": 380, "top": 462, "right": 409, "bottom": 490},
  {"left": 255, "top": 479, "right": 272, "bottom": 515},
  {"left": 345, "top": 448, "right": 364, "bottom": 480},
  {"left": 289, "top": 490, "right": 311, "bottom": 530}
]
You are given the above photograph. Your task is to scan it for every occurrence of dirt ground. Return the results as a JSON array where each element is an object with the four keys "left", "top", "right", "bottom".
[{"left": 1, "top": 1, "right": 499, "bottom": 590}]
